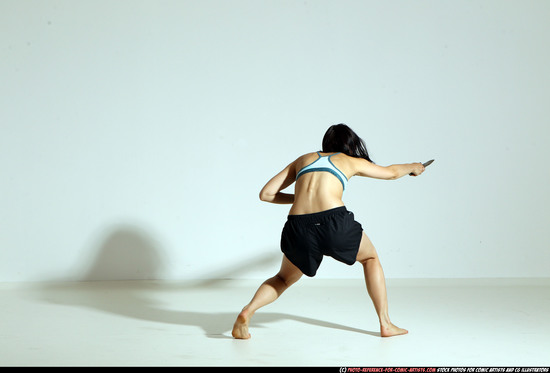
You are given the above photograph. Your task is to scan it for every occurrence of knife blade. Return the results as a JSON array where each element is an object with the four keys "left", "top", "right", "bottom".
[{"left": 410, "top": 159, "right": 434, "bottom": 176}]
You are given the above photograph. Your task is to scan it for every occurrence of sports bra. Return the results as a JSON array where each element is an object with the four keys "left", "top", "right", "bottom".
[{"left": 295, "top": 152, "right": 348, "bottom": 191}]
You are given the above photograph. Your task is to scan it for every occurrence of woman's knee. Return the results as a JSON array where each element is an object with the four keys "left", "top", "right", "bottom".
[
  {"left": 355, "top": 232, "right": 379, "bottom": 264},
  {"left": 358, "top": 255, "right": 380, "bottom": 268},
  {"left": 276, "top": 268, "right": 302, "bottom": 287},
  {"left": 276, "top": 256, "right": 303, "bottom": 287}
]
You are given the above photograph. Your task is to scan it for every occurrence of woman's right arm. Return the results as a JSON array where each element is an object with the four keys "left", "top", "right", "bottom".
[
  {"left": 353, "top": 158, "right": 425, "bottom": 180},
  {"left": 259, "top": 161, "right": 297, "bottom": 204}
]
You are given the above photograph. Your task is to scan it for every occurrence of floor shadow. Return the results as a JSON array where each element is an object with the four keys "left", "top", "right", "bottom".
[
  {"left": 33, "top": 224, "right": 379, "bottom": 339},
  {"left": 36, "top": 281, "right": 380, "bottom": 339}
]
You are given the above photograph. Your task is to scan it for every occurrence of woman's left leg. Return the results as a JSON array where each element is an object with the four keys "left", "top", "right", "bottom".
[
  {"left": 355, "top": 232, "right": 408, "bottom": 337},
  {"left": 232, "top": 255, "right": 303, "bottom": 339}
]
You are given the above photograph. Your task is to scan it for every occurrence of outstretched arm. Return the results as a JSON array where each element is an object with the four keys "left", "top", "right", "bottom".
[
  {"left": 354, "top": 159, "right": 425, "bottom": 180},
  {"left": 259, "top": 161, "right": 296, "bottom": 204}
]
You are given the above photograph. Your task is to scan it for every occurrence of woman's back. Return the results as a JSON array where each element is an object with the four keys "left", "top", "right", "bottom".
[
  {"left": 259, "top": 145, "right": 424, "bottom": 216},
  {"left": 289, "top": 152, "right": 356, "bottom": 215}
]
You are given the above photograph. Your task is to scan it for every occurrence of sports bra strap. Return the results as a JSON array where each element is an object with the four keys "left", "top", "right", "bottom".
[{"left": 296, "top": 152, "right": 348, "bottom": 191}]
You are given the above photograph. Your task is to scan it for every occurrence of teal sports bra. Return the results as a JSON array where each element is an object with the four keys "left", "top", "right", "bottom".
[{"left": 295, "top": 152, "right": 348, "bottom": 191}]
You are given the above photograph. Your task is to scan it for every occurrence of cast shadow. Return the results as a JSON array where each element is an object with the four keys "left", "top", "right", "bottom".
[
  {"left": 80, "top": 225, "right": 165, "bottom": 281},
  {"left": 37, "top": 281, "right": 380, "bottom": 338},
  {"left": 35, "top": 225, "right": 380, "bottom": 338}
]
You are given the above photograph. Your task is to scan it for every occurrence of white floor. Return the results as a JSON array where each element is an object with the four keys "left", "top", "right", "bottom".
[{"left": 1, "top": 278, "right": 549, "bottom": 367}]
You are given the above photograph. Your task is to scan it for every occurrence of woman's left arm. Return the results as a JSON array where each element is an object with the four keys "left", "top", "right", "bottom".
[{"left": 259, "top": 161, "right": 296, "bottom": 204}]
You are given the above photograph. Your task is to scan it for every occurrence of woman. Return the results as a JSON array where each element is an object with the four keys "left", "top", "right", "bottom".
[{"left": 232, "top": 124, "right": 425, "bottom": 339}]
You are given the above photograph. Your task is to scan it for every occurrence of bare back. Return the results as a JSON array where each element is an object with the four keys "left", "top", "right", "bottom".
[
  {"left": 289, "top": 152, "right": 356, "bottom": 215},
  {"left": 259, "top": 151, "right": 421, "bottom": 214}
]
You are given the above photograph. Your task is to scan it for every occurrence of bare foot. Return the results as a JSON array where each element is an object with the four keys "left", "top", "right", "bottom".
[
  {"left": 380, "top": 323, "right": 408, "bottom": 337},
  {"left": 232, "top": 309, "right": 252, "bottom": 339}
]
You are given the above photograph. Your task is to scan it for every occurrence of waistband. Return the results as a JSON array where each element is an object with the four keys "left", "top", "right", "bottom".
[{"left": 287, "top": 206, "right": 348, "bottom": 223}]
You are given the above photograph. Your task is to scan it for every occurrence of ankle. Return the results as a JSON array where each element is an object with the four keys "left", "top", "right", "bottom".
[
  {"left": 240, "top": 306, "right": 254, "bottom": 320},
  {"left": 379, "top": 314, "right": 391, "bottom": 328}
]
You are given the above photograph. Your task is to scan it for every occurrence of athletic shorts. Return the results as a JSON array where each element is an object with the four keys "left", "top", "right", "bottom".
[{"left": 280, "top": 206, "right": 363, "bottom": 277}]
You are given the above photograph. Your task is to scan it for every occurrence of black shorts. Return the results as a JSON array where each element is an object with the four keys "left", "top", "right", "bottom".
[{"left": 280, "top": 206, "right": 363, "bottom": 277}]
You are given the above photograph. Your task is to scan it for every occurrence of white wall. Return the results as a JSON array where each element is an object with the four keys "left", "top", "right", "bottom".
[{"left": 1, "top": 0, "right": 549, "bottom": 282}]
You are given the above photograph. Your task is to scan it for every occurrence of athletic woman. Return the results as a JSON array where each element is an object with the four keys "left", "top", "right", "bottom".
[{"left": 232, "top": 124, "right": 425, "bottom": 339}]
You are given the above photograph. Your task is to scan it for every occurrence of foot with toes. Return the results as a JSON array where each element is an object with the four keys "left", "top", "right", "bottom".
[{"left": 381, "top": 322, "right": 408, "bottom": 337}]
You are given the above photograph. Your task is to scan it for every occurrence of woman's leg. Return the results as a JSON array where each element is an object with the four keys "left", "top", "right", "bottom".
[
  {"left": 232, "top": 255, "right": 303, "bottom": 339},
  {"left": 355, "top": 232, "right": 408, "bottom": 337}
]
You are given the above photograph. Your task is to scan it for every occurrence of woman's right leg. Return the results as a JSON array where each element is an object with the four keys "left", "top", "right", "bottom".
[
  {"left": 355, "top": 232, "right": 408, "bottom": 337},
  {"left": 232, "top": 255, "right": 303, "bottom": 339}
]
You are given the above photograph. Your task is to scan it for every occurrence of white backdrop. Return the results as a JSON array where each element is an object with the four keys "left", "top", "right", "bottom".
[{"left": 1, "top": 0, "right": 549, "bottom": 282}]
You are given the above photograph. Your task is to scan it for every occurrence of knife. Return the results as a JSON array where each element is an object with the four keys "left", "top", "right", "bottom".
[{"left": 410, "top": 159, "right": 434, "bottom": 176}]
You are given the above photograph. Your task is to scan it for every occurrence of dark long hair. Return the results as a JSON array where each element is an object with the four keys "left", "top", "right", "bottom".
[{"left": 321, "top": 123, "right": 374, "bottom": 163}]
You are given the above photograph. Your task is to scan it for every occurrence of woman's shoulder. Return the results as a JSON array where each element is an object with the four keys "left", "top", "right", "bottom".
[
  {"left": 293, "top": 151, "right": 364, "bottom": 163},
  {"left": 331, "top": 152, "right": 361, "bottom": 164},
  {"left": 338, "top": 152, "right": 367, "bottom": 164},
  {"left": 294, "top": 151, "right": 319, "bottom": 162},
  {"left": 293, "top": 151, "right": 360, "bottom": 164},
  {"left": 332, "top": 153, "right": 368, "bottom": 177},
  {"left": 290, "top": 152, "right": 320, "bottom": 170}
]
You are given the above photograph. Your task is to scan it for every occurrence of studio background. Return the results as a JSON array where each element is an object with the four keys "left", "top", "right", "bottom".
[{"left": 2, "top": 0, "right": 549, "bottom": 282}]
